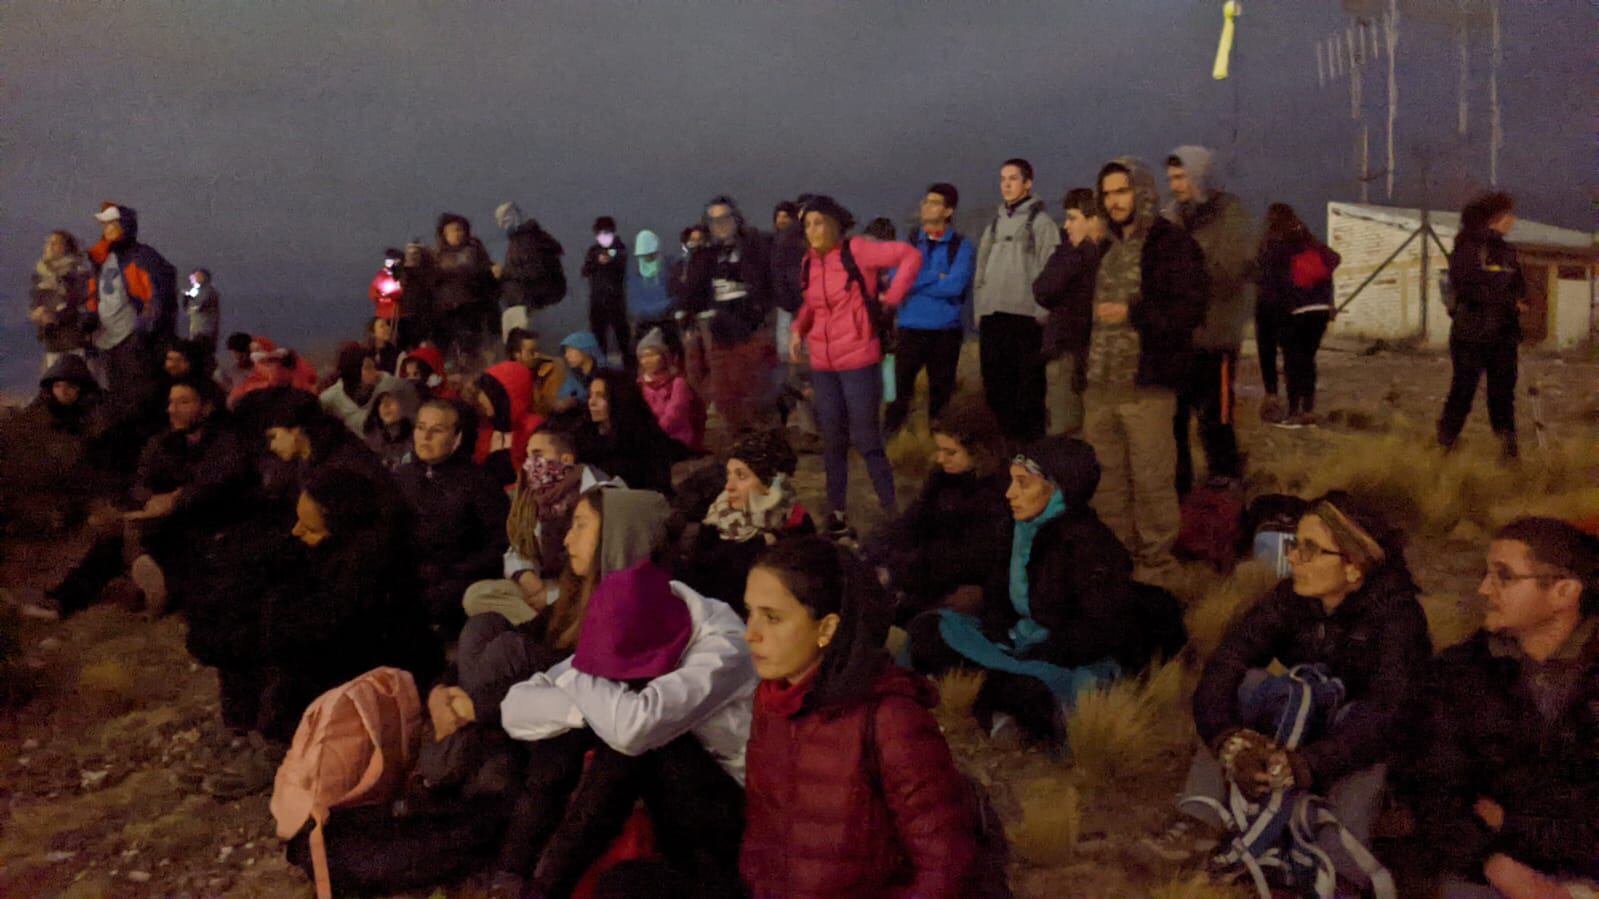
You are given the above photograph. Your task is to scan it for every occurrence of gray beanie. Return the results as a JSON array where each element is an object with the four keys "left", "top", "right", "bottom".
[{"left": 636, "top": 327, "right": 668, "bottom": 356}]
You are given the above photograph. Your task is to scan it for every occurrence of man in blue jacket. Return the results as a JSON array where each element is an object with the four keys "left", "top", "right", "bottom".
[{"left": 884, "top": 182, "right": 975, "bottom": 434}]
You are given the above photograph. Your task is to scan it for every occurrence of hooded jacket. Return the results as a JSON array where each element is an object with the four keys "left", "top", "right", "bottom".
[
  {"left": 474, "top": 360, "right": 541, "bottom": 481},
  {"left": 983, "top": 436, "right": 1186, "bottom": 670},
  {"left": 625, "top": 231, "right": 673, "bottom": 321},
  {"left": 499, "top": 578, "right": 756, "bottom": 784},
  {"left": 878, "top": 467, "right": 1011, "bottom": 605},
  {"left": 1193, "top": 570, "right": 1431, "bottom": 789},
  {"left": 741, "top": 659, "right": 980, "bottom": 899},
  {"left": 974, "top": 196, "right": 1060, "bottom": 321},
  {"left": 86, "top": 205, "right": 178, "bottom": 348},
  {"left": 1093, "top": 156, "right": 1210, "bottom": 391},
  {"left": 362, "top": 380, "right": 420, "bottom": 470},
  {"left": 557, "top": 331, "right": 602, "bottom": 405},
  {"left": 497, "top": 206, "right": 567, "bottom": 311},
  {"left": 1164, "top": 146, "right": 1257, "bottom": 351},
  {"left": 792, "top": 237, "right": 924, "bottom": 372},
  {"left": 431, "top": 214, "right": 497, "bottom": 315},
  {"left": 319, "top": 350, "right": 404, "bottom": 436},
  {"left": 31, "top": 355, "right": 102, "bottom": 437}
]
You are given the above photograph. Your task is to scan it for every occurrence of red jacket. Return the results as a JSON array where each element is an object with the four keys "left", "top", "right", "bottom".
[
  {"left": 474, "top": 360, "right": 540, "bottom": 471},
  {"left": 368, "top": 268, "right": 404, "bottom": 319},
  {"left": 741, "top": 661, "right": 979, "bottom": 899},
  {"left": 792, "top": 237, "right": 922, "bottom": 372}
]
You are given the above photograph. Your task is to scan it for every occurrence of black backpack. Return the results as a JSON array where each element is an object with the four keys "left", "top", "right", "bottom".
[{"left": 800, "top": 237, "right": 896, "bottom": 342}]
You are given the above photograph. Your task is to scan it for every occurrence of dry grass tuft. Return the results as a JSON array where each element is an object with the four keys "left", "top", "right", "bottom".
[
  {"left": 78, "top": 658, "right": 139, "bottom": 714},
  {"left": 1184, "top": 560, "right": 1281, "bottom": 658},
  {"left": 1148, "top": 872, "right": 1253, "bottom": 899},
  {"left": 1420, "top": 592, "right": 1480, "bottom": 652},
  {"left": 1066, "top": 660, "right": 1191, "bottom": 787},
  {"left": 935, "top": 669, "right": 986, "bottom": 722},
  {"left": 1486, "top": 486, "right": 1599, "bottom": 533},
  {"left": 1008, "top": 777, "right": 1081, "bottom": 866},
  {"left": 887, "top": 425, "right": 937, "bottom": 483}
]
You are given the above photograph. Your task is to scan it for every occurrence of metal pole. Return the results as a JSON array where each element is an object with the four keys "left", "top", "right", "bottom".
[{"left": 1419, "top": 206, "right": 1431, "bottom": 341}]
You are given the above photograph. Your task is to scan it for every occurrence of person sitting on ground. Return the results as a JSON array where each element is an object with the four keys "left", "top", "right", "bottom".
[
  {"left": 489, "top": 557, "right": 754, "bottom": 898},
  {"left": 741, "top": 536, "right": 983, "bottom": 899},
  {"left": 554, "top": 330, "right": 602, "bottom": 416},
  {"left": 1406, "top": 518, "right": 1599, "bottom": 899},
  {"left": 1144, "top": 492, "right": 1430, "bottom": 893},
  {"left": 1, "top": 355, "right": 109, "bottom": 542},
  {"left": 908, "top": 435, "right": 1187, "bottom": 747},
  {"left": 682, "top": 429, "right": 812, "bottom": 615},
  {"left": 636, "top": 327, "right": 705, "bottom": 453},
  {"left": 424, "top": 486, "right": 672, "bottom": 892},
  {"left": 29, "top": 229, "right": 92, "bottom": 370},
  {"left": 575, "top": 369, "right": 688, "bottom": 496},
  {"left": 26, "top": 378, "right": 247, "bottom": 620},
  {"left": 395, "top": 399, "right": 511, "bottom": 634},
  {"left": 27, "top": 353, "right": 104, "bottom": 439},
  {"left": 362, "top": 378, "right": 420, "bottom": 471},
  {"left": 473, "top": 359, "right": 542, "bottom": 487},
  {"left": 257, "top": 389, "right": 389, "bottom": 514},
  {"left": 320, "top": 342, "right": 404, "bottom": 436},
  {"left": 228, "top": 336, "right": 317, "bottom": 408},
  {"left": 254, "top": 464, "right": 441, "bottom": 744},
  {"left": 365, "top": 314, "right": 401, "bottom": 374},
  {"left": 505, "top": 327, "right": 564, "bottom": 418},
  {"left": 214, "top": 331, "right": 253, "bottom": 393},
  {"left": 400, "top": 343, "right": 456, "bottom": 403},
  {"left": 870, "top": 397, "right": 1011, "bottom": 623}
]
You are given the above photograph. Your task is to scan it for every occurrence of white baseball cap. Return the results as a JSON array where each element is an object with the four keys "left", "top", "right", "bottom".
[{"left": 94, "top": 204, "right": 122, "bottom": 223}]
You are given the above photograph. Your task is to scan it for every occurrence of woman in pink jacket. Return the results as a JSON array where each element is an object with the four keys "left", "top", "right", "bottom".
[
  {"left": 788, "top": 196, "right": 922, "bottom": 528},
  {"left": 636, "top": 326, "right": 705, "bottom": 451}
]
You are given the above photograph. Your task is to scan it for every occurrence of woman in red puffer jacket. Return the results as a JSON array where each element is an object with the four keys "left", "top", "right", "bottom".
[{"left": 740, "top": 536, "right": 983, "bottom": 899}]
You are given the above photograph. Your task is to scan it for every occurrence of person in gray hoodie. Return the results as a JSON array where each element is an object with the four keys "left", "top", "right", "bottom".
[
  {"left": 974, "top": 158, "right": 1061, "bottom": 441},
  {"left": 1165, "top": 146, "right": 1254, "bottom": 494}
]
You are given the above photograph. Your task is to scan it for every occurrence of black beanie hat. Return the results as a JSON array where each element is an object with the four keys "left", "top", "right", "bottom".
[
  {"left": 799, "top": 195, "right": 855, "bottom": 233},
  {"left": 728, "top": 430, "right": 798, "bottom": 486},
  {"left": 593, "top": 216, "right": 617, "bottom": 233}
]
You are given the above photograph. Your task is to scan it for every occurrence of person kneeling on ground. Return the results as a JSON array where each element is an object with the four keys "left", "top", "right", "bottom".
[
  {"left": 741, "top": 536, "right": 985, "bottom": 899},
  {"left": 1406, "top": 518, "right": 1599, "bottom": 899},
  {"left": 1144, "top": 492, "right": 1430, "bottom": 895},
  {"left": 636, "top": 327, "right": 705, "bottom": 453},
  {"left": 869, "top": 397, "right": 1010, "bottom": 624},
  {"left": 489, "top": 559, "right": 754, "bottom": 898},
  {"left": 907, "top": 436, "right": 1186, "bottom": 747}
]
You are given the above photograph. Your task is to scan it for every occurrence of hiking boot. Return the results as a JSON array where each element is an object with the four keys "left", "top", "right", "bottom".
[
  {"left": 824, "top": 511, "right": 859, "bottom": 548},
  {"left": 1138, "top": 818, "right": 1223, "bottom": 864},
  {"left": 1259, "top": 395, "right": 1286, "bottom": 424},
  {"left": 130, "top": 555, "right": 168, "bottom": 616}
]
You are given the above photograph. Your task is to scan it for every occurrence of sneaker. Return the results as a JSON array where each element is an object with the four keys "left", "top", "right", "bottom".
[
  {"left": 824, "top": 511, "right": 859, "bottom": 547},
  {"left": 130, "top": 555, "right": 168, "bottom": 616},
  {"left": 1270, "top": 416, "right": 1304, "bottom": 430},
  {"left": 1138, "top": 818, "right": 1223, "bottom": 864},
  {"left": 1291, "top": 412, "right": 1319, "bottom": 428}
]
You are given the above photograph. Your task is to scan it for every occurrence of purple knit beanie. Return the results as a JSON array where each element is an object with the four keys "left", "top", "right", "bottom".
[{"left": 573, "top": 560, "right": 692, "bottom": 681}]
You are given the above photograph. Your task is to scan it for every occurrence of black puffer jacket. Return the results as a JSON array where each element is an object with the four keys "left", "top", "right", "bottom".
[
  {"left": 878, "top": 469, "right": 1011, "bottom": 607},
  {"left": 1448, "top": 227, "right": 1525, "bottom": 345},
  {"left": 581, "top": 242, "right": 628, "bottom": 304},
  {"left": 1406, "top": 625, "right": 1599, "bottom": 881},
  {"left": 1032, "top": 237, "right": 1106, "bottom": 363},
  {"left": 980, "top": 437, "right": 1187, "bottom": 671},
  {"left": 499, "top": 220, "right": 566, "bottom": 310},
  {"left": 1130, "top": 217, "right": 1209, "bottom": 390},
  {"left": 1193, "top": 571, "right": 1431, "bottom": 789}
]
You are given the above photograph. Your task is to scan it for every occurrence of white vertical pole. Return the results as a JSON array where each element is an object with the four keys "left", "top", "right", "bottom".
[
  {"left": 1457, "top": 1, "right": 1470, "bottom": 136},
  {"left": 1385, "top": 2, "right": 1399, "bottom": 200},
  {"left": 1490, "top": 0, "right": 1503, "bottom": 185}
]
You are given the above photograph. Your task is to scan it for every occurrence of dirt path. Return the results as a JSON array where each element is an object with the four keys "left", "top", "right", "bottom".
[{"left": 2, "top": 346, "right": 1594, "bottom": 898}]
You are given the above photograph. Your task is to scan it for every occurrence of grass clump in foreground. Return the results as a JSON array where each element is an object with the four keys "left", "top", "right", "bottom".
[
  {"left": 1148, "top": 872, "right": 1252, "bottom": 899},
  {"left": 1065, "top": 659, "right": 1190, "bottom": 788},
  {"left": 1008, "top": 777, "right": 1081, "bottom": 866}
]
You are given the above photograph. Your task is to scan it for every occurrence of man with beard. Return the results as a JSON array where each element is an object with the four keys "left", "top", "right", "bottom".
[{"left": 679, "top": 195, "right": 774, "bottom": 433}]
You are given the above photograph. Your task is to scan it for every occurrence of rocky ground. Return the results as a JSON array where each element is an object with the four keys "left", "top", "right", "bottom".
[{"left": 1, "top": 342, "right": 1595, "bottom": 898}]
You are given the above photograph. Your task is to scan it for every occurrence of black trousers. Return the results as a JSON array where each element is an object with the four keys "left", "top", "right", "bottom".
[
  {"left": 885, "top": 328, "right": 963, "bottom": 433},
  {"left": 589, "top": 295, "right": 631, "bottom": 363},
  {"left": 1282, "top": 311, "right": 1331, "bottom": 415},
  {"left": 1438, "top": 338, "right": 1518, "bottom": 442},
  {"left": 1255, "top": 306, "right": 1287, "bottom": 397},
  {"left": 1174, "top": 349, "right": 1241, "bottom": 495},
  {"left": 979, "top": 313, "right": 1045, "bottom": 442}
]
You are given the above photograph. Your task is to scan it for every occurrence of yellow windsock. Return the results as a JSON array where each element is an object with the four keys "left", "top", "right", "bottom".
[{"left": 1213, "top": 1, "right": 1241, "bottom": 80}]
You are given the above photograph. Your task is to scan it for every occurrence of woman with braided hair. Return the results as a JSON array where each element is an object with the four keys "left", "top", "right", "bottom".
[{"left": 682, "top": 429, "right": 814, "bottom": 615}]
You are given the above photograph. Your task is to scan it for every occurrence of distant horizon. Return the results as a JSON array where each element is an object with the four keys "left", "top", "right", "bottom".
[{"left": 4, "top": 0, "right": 1590, "bottom": 395}]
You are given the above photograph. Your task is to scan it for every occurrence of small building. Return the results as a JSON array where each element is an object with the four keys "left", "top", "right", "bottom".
[{"left": 1326, "top": 202, "right": 1596, "bottom": 349}]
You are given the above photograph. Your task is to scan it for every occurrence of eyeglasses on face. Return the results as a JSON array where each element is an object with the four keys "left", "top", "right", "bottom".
[
  {"left": 1481, "top": 566, "right": 1566, "bottom": 588},
  {"left": 1284, "top": 533, "right": 1343, "bottom": 563}
]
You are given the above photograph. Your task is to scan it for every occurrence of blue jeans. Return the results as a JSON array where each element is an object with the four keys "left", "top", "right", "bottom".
[{"left": 811, "top": 365, "right": 895, "bottom": 514}]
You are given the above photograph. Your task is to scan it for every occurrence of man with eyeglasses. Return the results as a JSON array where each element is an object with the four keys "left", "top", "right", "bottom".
[
  {"left": 395, "top": 398, "right": 510, "bottom": 634},
  {"left": 678, "top": 195, "right": 774, "bottom": 432},
  {"left": 1408, "top": 517, "right": 1599, "bottom": 898}
]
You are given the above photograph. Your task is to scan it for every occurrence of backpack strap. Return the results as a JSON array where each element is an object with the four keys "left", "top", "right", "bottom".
[
  {"left": 839, "top": 237, "right": 873, "bottom": 300},
  {"left": 947, "top": 231, "right": 963, "bottom": 266},
  {"left": 1023, "top": 202, "right": 1043, "bottom": 257}
]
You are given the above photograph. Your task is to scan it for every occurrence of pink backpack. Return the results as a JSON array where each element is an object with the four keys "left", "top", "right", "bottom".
[{"left": 270, "top": 667, "right": 423, "bottom": 899}]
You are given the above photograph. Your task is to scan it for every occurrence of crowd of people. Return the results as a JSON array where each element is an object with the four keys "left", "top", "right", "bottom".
[{"left": 4, "top": 158, "right": 1588, "bottom": 899}]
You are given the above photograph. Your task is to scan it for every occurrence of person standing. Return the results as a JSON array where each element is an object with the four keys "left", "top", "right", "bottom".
[
  {"left": 581, "top": 216, "right": 629, "bottom": 362},
  {"left": 183, "top": 268, "right": 221, "bottom": 352},
  {"left": 974, "top": 159, "right": 1059, "bottom": 442},
  {"left": 885, "top": 183, "right": 976, "bottom": 435},
  {"left": 789, "top": 195, "right": 921, "bottom": 528},
  {"left": 627, "top": 229, "right": 674, "bottom": 354},
  {"left": 1032, "top": 188, "right": 1109, "bottom": 437},
  {"left": 431, "top": 213, "right": 498, "bottom": 365},
  {"left": 29, "top": 229, "right": 92, "bottom": 371},
  {"left": 1438, "top": 191, "right": 1525, "bottom": 460},
  {"left": 1255, "top": 203, "right": 1341, "bottom": 427},
  {"left": 1165, "top": 147, "right": 1252, "bottom": 493},
  {"left": 1080, "top": 158, "right": 1207, "bottom": 586},
  {"left": 495, "top": 201, "right": 566, "bottom": 338},
  {"left": 681, "top": 196, "right": 775, "bottom": 433}
]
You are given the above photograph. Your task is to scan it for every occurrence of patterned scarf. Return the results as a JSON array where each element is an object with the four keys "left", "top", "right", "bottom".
[
  {"left": 524, "top": 454, "right": 579, "bottom": 516},
  {"left": 703, "top": 475, "right": 798, "bottom": 543}
]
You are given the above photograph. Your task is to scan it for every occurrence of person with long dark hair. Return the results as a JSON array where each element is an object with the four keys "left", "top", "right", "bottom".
[
  {"left": 1438, "top": 191, "right": 1525, "bottom": 460},
  {"left": 740, "top": 536, "right": 984, "bottom": 899},
  {"left": 574, "top": 368, "right": 690, "bottom": 495},
  {"left": 1255, "top": 203, "right": 1341, "bottom": 427}
]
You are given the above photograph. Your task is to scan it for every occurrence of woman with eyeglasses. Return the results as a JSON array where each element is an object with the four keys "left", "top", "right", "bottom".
[
  {"left": 906, "top": 435, "right": 1187, "bottom": 748},
  {"left": 1142, "top": 490, "right": 1432, "bottom": 888}
]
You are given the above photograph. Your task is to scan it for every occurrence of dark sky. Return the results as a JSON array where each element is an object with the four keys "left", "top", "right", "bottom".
[{"left": 2, "top": 1, "right": 1590, "bottom": 390}]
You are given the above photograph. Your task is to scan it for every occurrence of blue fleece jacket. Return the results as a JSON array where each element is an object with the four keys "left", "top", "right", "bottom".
[
  {"left": 626, "top": 266, "right": 672, "bottom": 321},
  {"left": 895, "top": 230, "right": 975, "bottom": 331}
]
